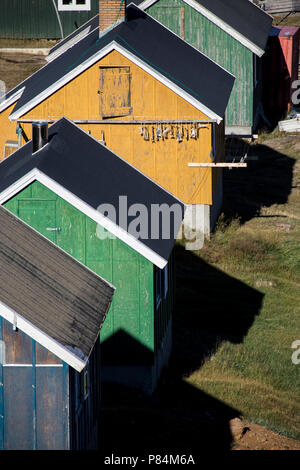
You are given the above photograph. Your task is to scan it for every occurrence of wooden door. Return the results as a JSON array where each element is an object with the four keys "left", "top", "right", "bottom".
[
  {"left": 0, "top": 318, "right": 69, "bottom": 450},
  {"left": 99, "top": 66, "right": 132, "bottom": 118}
]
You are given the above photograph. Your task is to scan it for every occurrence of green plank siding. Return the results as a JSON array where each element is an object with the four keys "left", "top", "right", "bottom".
[
  {"left": 3, "top": 181, "right": 155, "bottom": 360},
  {"left": 149, "top": 0, "right": 254, "bottom": 128},
  {"left": 0, "top": 0, "right": 98, "bottom": 39}
]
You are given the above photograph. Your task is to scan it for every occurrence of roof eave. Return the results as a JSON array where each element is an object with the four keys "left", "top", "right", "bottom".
[
  {"left": 0, "top": 299, "right": 87, "bottom": 372},
  {"left": 0, "top": 167, "right": 169, "bottom": 269},
  {"left": 9, "top": 40, "right": 224, "bottom": 123},
  {"left": 0, "top": 88, "right": 25, "bottom": 114},
  {"left": 134, "top": 0, "right": 267, "bottom": 57}
]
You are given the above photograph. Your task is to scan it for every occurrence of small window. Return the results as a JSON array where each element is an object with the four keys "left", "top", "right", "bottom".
[
  {"left": 99, "top": 66, "right": 132, "bottom": 118},
  {"left": 58, "top": 0, "right": 91, "bottom": 11}
]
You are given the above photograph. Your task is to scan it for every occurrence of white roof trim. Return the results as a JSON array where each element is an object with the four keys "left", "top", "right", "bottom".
[
  {"left": 0, "top": 168, "right": 168, "bottom": 269},
  {"left": 0, "top": 88, "right": 24, "bottom": 113},
  {"left": 135, "top": 0, "right": 265, "bottom": 57},
  {"left": 9, "top": 40, "right": 223, "bottom": 123},
  {"left": 46, "top": 26, "right": 93, "bottom": 62},
  {"left": 0, "top": 299, "right": 86, "bottom": 372}
]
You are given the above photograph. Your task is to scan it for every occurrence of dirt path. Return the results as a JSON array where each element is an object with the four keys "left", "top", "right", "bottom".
[{"left": 230, "top": 418, "right": 300, "bottom": 450}]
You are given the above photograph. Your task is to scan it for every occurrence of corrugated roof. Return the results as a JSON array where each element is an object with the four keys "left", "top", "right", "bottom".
[{"left": 0, "top": 205, "right": 115, "bottom": 370}]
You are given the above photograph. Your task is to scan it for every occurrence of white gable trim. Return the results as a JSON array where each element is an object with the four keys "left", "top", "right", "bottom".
[
  {"left": 0, "top": 88, "right": 24, "bottom": 114},
  {"left": 0, "top": 168, "right": 168, "bottom": 269},
  {"left": 0, "top": 299, "right": 86, "bottom": 372},
  {"left": 112, "top": 43, "right": 222, "bottom": 122},
  {"left": 134, "top": 0, "right": 265, "bottom": 57},
  {"left": 9, "top": 40, "right": 222, "bottom": 123}
]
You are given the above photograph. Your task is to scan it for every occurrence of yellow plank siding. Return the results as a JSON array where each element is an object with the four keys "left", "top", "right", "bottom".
[
  {"left": 0, "top": 104, "right": 19, "bottom": 162},
  {"left": 14, "top": 50, "right": 224, "bottom": 205}
]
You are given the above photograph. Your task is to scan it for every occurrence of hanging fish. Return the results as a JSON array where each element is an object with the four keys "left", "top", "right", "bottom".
[
  {"left": 190, "top": 126, "right": 197, "bottom": 139},
  {"left": 185, "top": 126, "right": 189, "bottom": 141},
  {"left": 151, "top": 126, "right": 155, "bottom": 142},
  {"left": 144, "top": 127, "right": 149, "bottom": 141},
  {"left": 163, "top": 126, "right": 170, "bottom": 139},
  {"left": 170, "top": 125, "right": 175, "bottom": 139},
  {"left": 176, "top": 126, "right": 182, "bottom": 142}
]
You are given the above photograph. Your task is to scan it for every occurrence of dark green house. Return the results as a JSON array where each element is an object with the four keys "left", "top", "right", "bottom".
[
  {"left": 0, "top": 0, "right": 98, "bottom": 39},
  {"left": 0, "top": 118, "right": 185, "bottom": 393},
  {"left": 133, "top": 0, "right": 273, "bottom": 136}
]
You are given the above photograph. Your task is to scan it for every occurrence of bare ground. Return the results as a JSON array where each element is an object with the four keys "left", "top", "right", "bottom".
[{"left": 230, "top": 418, "right": 300, "bottom": 450}]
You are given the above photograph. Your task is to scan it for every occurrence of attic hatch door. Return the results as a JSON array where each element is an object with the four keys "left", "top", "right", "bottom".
[{"left": 99, "top": 66, "right": 132, "bottom": 118}]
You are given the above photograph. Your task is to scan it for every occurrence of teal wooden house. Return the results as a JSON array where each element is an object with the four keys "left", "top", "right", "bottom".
[
  {"left": 0, "top": 205, "right": 115, "bottom": 450},
  {"left": 0, "top": 118, "right": 184, "bottom": 393},
  {"left": 133, "top": 0, "right": 273, "bottom": 136}
]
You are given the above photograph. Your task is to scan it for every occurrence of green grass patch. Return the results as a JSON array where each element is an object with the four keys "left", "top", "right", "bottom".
[{"left": 182, "top": 138, "right": 300, "bottom": 440}]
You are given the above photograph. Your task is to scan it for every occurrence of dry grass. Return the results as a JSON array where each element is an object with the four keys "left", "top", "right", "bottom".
[
  {"left": 0, "top": 53, "right": 46, "bottom": 93},
  {"left": 185, "top": 134, "right": 300, "bottom": 441}
]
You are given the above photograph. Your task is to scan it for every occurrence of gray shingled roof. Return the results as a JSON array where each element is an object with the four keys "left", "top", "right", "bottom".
[{"left": 0, "top": 206, "right": 115, "bottom": 370}]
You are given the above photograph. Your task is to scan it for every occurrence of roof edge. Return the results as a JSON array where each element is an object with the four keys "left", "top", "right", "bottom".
[
  {"left": 0, "top": 168, "right": 169, "bottom": 269},
  {"left": 135, "top": 0, "right": 266, "bottom": 56},
  {"left": 0, "top": 88, "right": 24, "bottom": 114},
  {"left": 0, "top": 299, "right": 87, "bottom": 372},
  {"left": 9, "top": 39, "right": 224, "bottom": 122}
]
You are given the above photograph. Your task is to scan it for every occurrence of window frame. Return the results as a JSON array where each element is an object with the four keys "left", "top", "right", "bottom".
[{"left": 58, "top": 0, "right": 91, "bottom": 12}]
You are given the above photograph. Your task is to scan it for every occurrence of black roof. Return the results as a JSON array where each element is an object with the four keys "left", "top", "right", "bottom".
[
  {"left": 0, "top": 118, "right": 184, "bottom": 266},
  {"left": 132, "top": 0, "right": 272, "bottom": 53},
  {"left": 0, "top": 205, "right": 115, "bottom": 369},
  {"left": 48, "top": 14, "right": 100, "bottom": 57},
  {"left": 11, "top": 5, "right": 234, "bottom": 120}
]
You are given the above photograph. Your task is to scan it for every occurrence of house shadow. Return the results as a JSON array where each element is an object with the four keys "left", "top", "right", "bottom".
[
  {"left": 98, "top": 245, "right": 264, "bottom": 454},
  {"left": 223, "top": 138, "right": 295, "bottom": 225}
]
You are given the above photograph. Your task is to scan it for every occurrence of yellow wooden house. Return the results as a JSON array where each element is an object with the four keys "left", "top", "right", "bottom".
[{"left": 0, "top": 4, "right": 234, "bottom": 234}]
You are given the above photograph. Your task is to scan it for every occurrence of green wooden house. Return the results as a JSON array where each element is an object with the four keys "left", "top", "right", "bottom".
[
  {"left": 133, "top": 0, "right": 273, "bottom": 136},
  {"left": 0, "top": 118, "right": 184, "bottom": 393},
  {"left": 0, "top": 0, "right": 98, "bottom": 39}
]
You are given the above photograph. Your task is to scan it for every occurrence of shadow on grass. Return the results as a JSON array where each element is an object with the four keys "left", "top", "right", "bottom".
[
  {"left": 98, "top": 245, "right": 264, "bottom": 454},
  {"left": 223, "top": 140, "right": 295, "bottom": 225}
]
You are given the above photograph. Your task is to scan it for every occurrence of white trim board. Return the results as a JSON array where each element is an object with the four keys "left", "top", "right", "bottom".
[
  {"left": 9, "top": 41, "right": 223, "bottom": 123},
  {"left": 0, "top": 168, "right": 168, "bottom": 269},
  {"left": 46, "top": 26, "right": 92, "bottom": 63},
  {"left": 0, "top": 299, "right": 86, "bottom": 372},
  {"left": 133, "top": 0, "right": 266, "bottom": 57},
  {"left": 0, "top": 88, "right": 24, "bottom": 114}
]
